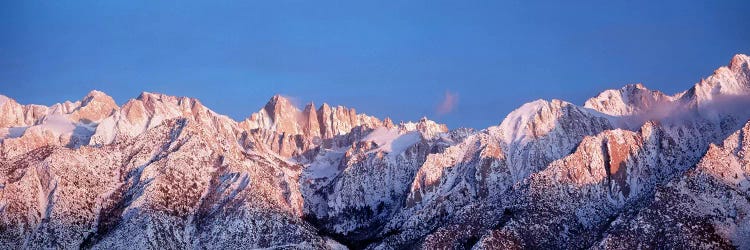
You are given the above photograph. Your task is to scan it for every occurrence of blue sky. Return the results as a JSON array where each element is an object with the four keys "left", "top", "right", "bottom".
[{"left": 1, "top": 1, "right": 748, "bottom": 129}]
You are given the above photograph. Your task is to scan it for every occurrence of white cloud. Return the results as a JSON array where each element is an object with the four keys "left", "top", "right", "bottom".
[{"left": 436, "top": 91, "right": 458, "bottom": 115}]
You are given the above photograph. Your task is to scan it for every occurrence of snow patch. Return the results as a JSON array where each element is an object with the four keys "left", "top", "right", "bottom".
[
  {"left": 362, "top": 127, "right": 422, "bottom": 154},
  {"left": 89, "top": 115, "right": 117, "bottom": 146},
  {"left": 39, "top": 114, "right": 76, "bottom": 135},
  {"left": 304, "top": 150, "right": 346, "bottom": 179},
  {"left": 325, "top": 238, "right": 348, "bottom": 250},
  {"left": 498, "top": 99, "right": 547, "bottom": 145}
]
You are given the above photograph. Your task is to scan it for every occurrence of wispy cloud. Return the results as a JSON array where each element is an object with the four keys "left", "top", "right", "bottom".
[
  {"left": 436, "top": 91, "right": 458, "bottom": 115},
  {"left": 280, "top": 94, "right": 302, "bottom": 108}
]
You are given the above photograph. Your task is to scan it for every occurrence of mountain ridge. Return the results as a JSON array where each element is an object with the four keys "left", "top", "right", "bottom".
[{"left": 0, "top": 53, "right": 748, "bottom": 249}]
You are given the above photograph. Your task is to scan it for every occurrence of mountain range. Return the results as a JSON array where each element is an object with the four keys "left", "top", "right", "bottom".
[{"left": 1, "top": 54, "right": 749, "bottom": 249}]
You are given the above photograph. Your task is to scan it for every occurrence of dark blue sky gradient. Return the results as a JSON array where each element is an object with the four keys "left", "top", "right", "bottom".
[{"left": 1, "top": 1, "right": 749, "bottom": 128}]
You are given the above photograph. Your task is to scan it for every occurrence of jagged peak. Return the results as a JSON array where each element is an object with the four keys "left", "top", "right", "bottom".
[
  {"left": 400, "top": 116, "right": 445, "bottom": 127},
  {"left": 624, "top": 83, "right": 647, "bottom": 91},
  {"left": 137, "top": 91, "right": 182, "bottom": 101},
  {"left": 67, "top": 90, "right": 120, "bottom": 123},
  {"left": 240, "top": 94, "right": 306, "bottom": 135},
  {"left": 499, "top": 98, "right": 602, "bottom": 145},
  {"left": 244, "top": 96, "right": 387, "bottom": 138},
  {"left": 400, "top": 117, "right": 449, "bottom": 139},
  {"left": 500, "top": 99, "right": 566, "bottom": 123},
  {"left": 137, "top": 91, "right": 176, "bottom": 105},
  {"left": 505, "top": 99, "right": 552, "bottom": 116},
  {"left": 267, "top": 94, "right": 288, "bottom": 104},
  {"left": 84, "top": 89, "right": 108, "bottom": 98},
  {"left": 729, "top": 53, "right": 749, "bottom": 72},
  {"left": 81, "top": 90, "right": 116, "bottom": 106},
  {"left": 318, "top": 102, "right": 331, "bottom": 111},
  {"left": 383, "top": 117, "right": 394, "bottom": 128},
  {"left": 624, "top": 83, "right": 671, "bottom": 98},
  {"left": 316, "top": 102, "right": 358, "bottom": 114},
  {"left": 501, "top": 99, "right": 548, "bottom": 120},
  {"left": 138, "top": 91, "right": 177, "bottom": 102},
  {"left": 303, "top": 101, "right": 316, "bottom": 111},
  {"left": 135, "top": 91, "right": 203, "bottom": 106},
  {"left": 588, "top": 83, "right": 661, "bottom": 100},
  {"left": 266, "top": 94, "right": 296, "bottom": 107},
  {"left": 137, "top": 91, "right": 160, "bottom": 100},
  {"left": 676, "top": 54, "right": 750, "bottom": 104},
  {"left": 585, "top": 82, "right": 673, "bottom": 117},
  {"left": 264, "top": 94, "right": 301, "bottom": 117}
]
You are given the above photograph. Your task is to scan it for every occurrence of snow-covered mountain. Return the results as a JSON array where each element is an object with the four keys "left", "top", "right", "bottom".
[{"left": 1, "top": 54, "right": 749, "bottom": 249}]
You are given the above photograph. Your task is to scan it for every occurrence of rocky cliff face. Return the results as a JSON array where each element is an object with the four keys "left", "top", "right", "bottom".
[
  {"left": 0, "top": 54, "right": 749, "bottom": 249},
  {"left": 594, "top": 120, "right": 750, "bottom": 249}
]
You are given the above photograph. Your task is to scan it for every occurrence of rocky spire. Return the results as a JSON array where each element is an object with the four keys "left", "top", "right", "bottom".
[
  {"left": 317, "top": 103, "right": 334, "bottom": 138},
  {"left": 302, "top": 102, "right": 321, "bottom": 138},
  {"left": 383, "top": 117, "right": 395, "bottom": 128},
  {"left": 262, "top": 94, "right": 303, "bottom": 135},
  {"left": 0, "top": 95, "right": 25, "bottom": 127},
  {"left": 316, "top": 103, "right": 366, "bottom": 138}
]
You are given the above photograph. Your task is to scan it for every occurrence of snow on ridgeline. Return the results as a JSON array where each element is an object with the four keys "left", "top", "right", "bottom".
[
  {"left": 361, "top": 127, "right": 422, "bottom": 154},
  {"left": 0, "top": 53, "right": 748, "bottom": 249},
  {"left": 0, "top": 95, "right": 9, "bottom": 107},
  {"left": 498, "top": 99, "right": 549, "bottom": 145}
]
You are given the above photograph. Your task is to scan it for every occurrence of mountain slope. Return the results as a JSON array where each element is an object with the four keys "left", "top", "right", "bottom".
[{"left": 0, "top": 54, "right": 748, "bottom": 249}]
